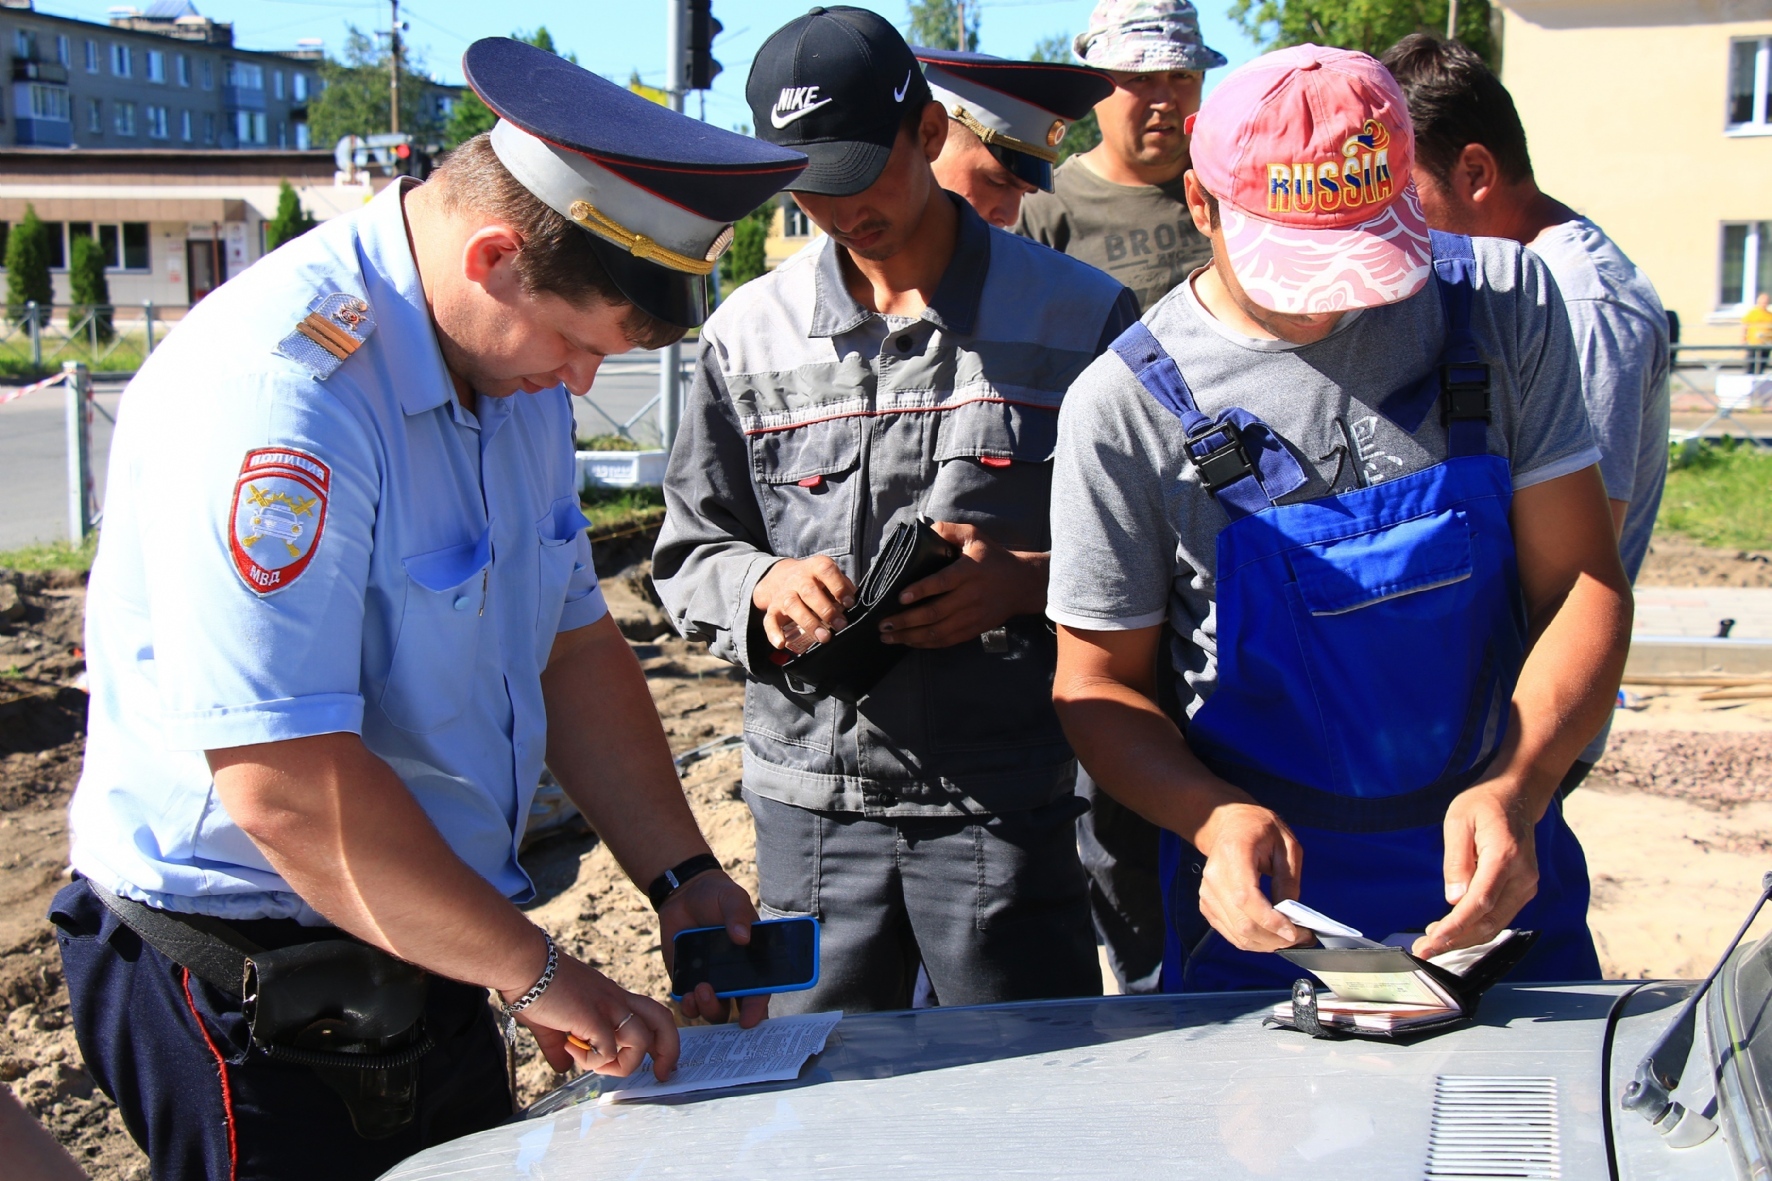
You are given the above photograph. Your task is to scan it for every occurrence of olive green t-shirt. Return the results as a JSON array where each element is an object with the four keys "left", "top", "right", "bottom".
[{"left": 1014, "top": 156, "right": 1213, "bottom": 313}]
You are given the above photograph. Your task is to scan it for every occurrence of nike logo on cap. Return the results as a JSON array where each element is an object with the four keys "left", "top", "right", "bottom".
[
  {"left": 771, "top": 86, "right": 833, "bottom": 129},
  {"left": 893, "top": 70, "right": 911, "bottom": 103}
]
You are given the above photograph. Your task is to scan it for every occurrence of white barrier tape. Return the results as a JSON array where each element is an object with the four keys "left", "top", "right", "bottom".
[{"left": 0, "top": 372, "right": 69, "bottom": 406}]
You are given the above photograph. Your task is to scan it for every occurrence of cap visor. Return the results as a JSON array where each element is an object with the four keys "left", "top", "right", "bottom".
[
  {"left": 1221, "top": 183, "right": 1433, "bottom": 314},
  {"left": 786, "top": 139, "right": 894, "bottom": 197},
  {"left": 585, "top": 232, "right": 707, "bottom": 330}
]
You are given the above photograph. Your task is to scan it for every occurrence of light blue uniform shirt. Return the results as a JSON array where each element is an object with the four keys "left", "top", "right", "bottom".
[{"left": 71, "top": 181, "right": 607, "bottom": 922}]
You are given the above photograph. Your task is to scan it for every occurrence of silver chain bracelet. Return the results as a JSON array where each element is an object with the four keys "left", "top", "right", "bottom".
[{"left": 501, "top": 929, "right": 558, "bottom": 1018}]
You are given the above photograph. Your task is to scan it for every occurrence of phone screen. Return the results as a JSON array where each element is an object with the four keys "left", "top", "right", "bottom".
[{"left": 670, "top": 917, "right": 818, "bottom": 998}]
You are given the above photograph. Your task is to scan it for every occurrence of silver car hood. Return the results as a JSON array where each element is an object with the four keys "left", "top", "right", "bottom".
[{"left": 383, "top": 983, "right": 1737, "bottom": 1181}]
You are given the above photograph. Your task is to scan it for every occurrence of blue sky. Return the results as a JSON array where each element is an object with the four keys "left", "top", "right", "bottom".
[{"left": 37, "top": 1, "right": 1261, "bottom": 131}]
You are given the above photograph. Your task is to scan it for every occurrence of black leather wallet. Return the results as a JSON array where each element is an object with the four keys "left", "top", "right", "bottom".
[{"left": 778, "top": 517, "right": 960, "bottom": 702}]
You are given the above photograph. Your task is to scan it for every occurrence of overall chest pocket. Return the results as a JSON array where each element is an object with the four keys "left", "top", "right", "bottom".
[
  {"left": 535, "top": 496, "right": 592, "bottom": 663},
  {"left": 379, "top": 529, "right": 492, "bottom": 733},
  {"left": 751, "top": 419, "right": 862, "bottom": 561}
]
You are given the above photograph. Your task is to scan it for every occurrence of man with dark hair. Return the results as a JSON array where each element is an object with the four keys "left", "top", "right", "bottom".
[
  {"left": 654, "top": 7, "right": 1138, "bottom": 1014},
  {"left": 1383, "top": 33, "right": 1670, "bottom": 791},
  {"left": 57, "top": 39, "right": 806, "bottom": 1180}
]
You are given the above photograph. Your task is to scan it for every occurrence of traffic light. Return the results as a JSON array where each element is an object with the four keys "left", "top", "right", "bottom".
[{"left": 687, "top": 0, "right": 721, "bottom": 90}]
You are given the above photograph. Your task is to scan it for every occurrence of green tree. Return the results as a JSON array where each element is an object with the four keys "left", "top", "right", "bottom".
[
  {"left": 3, "top": 204, "right": 52, "bottom": 324},
  {"left": 719, "top": 204, "right": 773, "bottom": 293},
  {"left": 1228, "top": 0, "right": 1497, "bottom": 67},
  {"left": 444, "top": 29, "right": 574, "bottom": 149},
  {"left": 908, "top": 0, "right": 978, "bottom": 52},
  {"left": 1029, "top": 34, "right": 1101, "bottom": 163},
  {"left": 265, "top": 180, "right": 318, "bottom": 252},
  {"left": 308, "top": 26, "right": 444, "bottom": 148},
  {"left": 68, "top": 233, "right": 114, "bottom": 344}
]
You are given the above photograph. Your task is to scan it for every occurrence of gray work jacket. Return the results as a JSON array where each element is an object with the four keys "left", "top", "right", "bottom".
[{"left": 654, "top": 197, "right": 1137, "bottom": 817}]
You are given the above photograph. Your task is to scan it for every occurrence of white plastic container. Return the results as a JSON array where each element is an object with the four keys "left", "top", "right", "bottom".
[{"left": 576, "top": 449, "right": 668, "bottom": 490}]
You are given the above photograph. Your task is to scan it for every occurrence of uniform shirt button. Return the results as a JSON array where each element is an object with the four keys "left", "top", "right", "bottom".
[
  {"left": 454, "top": 595, "right": 472, "bottom": 610},
  {"left": 896, "top": 334, "right": 913, "bottom": 352}
]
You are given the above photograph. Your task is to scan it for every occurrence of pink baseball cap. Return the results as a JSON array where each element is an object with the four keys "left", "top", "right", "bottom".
[{"left": 1184, "top": 44, "right": 1432, "bottom": 314}]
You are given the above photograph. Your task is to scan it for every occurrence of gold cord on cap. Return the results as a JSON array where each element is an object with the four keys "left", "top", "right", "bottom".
[
  {"left": 567, "top": 199, "right": 728, "bottom": 276},
  {"left": 949, "top": 105, "right": 1062, "bottom": 165}
]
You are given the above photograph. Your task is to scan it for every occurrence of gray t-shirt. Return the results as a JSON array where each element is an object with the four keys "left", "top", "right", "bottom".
[
  {"left": 1047, "top": 237, "right": 1599, "bottom": 722},
  {"left": 1528, "top": 217, "right": 1670, "bottom": 764},
  {"left": 1015, "top": 156, "right": 1213, "bottom": 314}
]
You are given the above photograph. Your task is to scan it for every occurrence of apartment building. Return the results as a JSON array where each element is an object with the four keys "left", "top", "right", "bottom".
[
  {"left": 1500, "top": 0, "right": 1772, "bottom": 345},
  {"left": 2, "top": 0, "right": 458, "bottom": 154}
]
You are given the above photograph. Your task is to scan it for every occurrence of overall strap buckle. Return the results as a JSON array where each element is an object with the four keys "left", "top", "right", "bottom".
[
  {"left": 1439, "top": 361, "right": 1492, "bottom": 425},
  {"left": 1187, "top": 420, "right": 1255, "bottom": 495}
]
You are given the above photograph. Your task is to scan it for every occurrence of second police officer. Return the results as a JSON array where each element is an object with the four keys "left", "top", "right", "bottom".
[{"left": 654, "top": 7, "right": 1140, "bottom": 1013}]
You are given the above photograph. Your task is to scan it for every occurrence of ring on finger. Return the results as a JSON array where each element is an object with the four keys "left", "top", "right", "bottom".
[{"left": 614, "top": 1012, "right": 637, "bottom": 1032}]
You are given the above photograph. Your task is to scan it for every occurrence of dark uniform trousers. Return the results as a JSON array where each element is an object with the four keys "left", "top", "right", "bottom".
[
  {"left": 52, "top": 879, "right": 510, "bottom": 1181},
  {"left": 748, "top": 790, "right": 1102, "bottom": 1013},
  {"left": 1076, "top": 768, "right": 1167, "bottom": 995}
]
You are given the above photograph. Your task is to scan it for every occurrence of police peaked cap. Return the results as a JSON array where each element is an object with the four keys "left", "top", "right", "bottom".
[
  {"left": 914, "top": 48, "right": 1114, "bottom": 190},
  {"left": 462, "top": 38, "right": 808, "bottom": 328}
]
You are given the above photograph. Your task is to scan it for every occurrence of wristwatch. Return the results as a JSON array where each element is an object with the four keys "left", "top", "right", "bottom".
[{"left": 646, "top": 852, "right": 722, "bottom": 910}]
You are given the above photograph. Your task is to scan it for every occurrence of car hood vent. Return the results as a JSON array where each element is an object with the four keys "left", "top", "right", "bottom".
[{"left": 1426, "top": 1075, "right": 1560, "bottom": 1179}]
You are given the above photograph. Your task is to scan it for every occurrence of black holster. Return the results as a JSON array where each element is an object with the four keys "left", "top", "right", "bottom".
[{"left": 90, "top": 881, "right": 434, "bottom": 1138}]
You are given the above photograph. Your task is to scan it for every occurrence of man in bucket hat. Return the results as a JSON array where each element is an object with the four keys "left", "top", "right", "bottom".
[
  {"left": 1016, "top": 0, "right": 1224, "bottom": 314},
  {"left": 1046, "top": 44, "right": 1629, "bottom": 992}
]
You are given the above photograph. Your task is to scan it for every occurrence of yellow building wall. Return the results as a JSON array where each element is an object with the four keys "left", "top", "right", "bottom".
[
  {"left": 763, "top": 203, "right": 822, "bottom": 271},
  {"left": 1501, "top": 1, "right": 1772, "bottom": 344}
]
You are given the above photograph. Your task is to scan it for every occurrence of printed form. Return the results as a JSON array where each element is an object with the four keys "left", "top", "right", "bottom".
[{"left": 599, "top": 1010, "right": 843, "bottom": 1104}]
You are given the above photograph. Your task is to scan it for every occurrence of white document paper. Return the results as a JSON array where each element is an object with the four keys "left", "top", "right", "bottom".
[{"left": 598, "top": 1010, "right": 843, "bottom": 1104}]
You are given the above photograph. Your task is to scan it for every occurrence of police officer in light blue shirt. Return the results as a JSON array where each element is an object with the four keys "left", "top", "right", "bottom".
[{"left": 54, "top": 38, "right": 806, "bottom": 1180}]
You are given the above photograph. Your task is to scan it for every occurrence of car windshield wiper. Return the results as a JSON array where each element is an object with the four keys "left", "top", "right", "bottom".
[{"left": 1621, "top": 870, "right": 1772, "bottom": 1148}]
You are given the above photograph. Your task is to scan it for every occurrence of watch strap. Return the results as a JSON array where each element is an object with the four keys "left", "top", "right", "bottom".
[{"left": 647, "top": 853, "right": 722, "bottom": 910}]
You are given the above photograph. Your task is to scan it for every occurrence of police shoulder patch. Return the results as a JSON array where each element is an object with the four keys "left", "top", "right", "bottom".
[
  {"left": 229, "top": 447, "right": 331, "bottom": 595},
  {"left": 274, "top": 292, "right": 376, "bottom": 380}
]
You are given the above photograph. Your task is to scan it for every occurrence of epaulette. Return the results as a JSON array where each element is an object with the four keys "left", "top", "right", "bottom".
[{"left": 274, "top": 292, "right": 376, "bottom": 380}]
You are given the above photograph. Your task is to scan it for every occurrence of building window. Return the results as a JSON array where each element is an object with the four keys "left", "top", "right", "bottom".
[
  {"left": 145, "top": 104, "right": 169, "bottom": 138},
  {"left": 225, "top": 61, "right": 264, "bottom": 91},
  {"left": 783, "top": 204, "right": 814, "bottom": 238},
  {"left": 55, "top": 35, "right": 70, "bottom": 67},
  {"left": 27, "top": 84, "right": 71, "bottom": 123},
  {"left": 295, "top": 121, "right": 310, "bottom": 150},
  {"left": 293, "top": 72, "right": 308, "bottom": 103},
  {"left": 175, "top": 53, "right": 189, "bottom": 87},
  {"left": 180, "top": 109, "right": 192, "bottom": 141},
  {"left": 87, "top": 98, "right": 102, "bottom": 134},
  {"left": 277, "top": 120, "right": 286, "bottom": 148},
  {"left": 203, "top": 111, "right": 216, "bottom": 144},
  {"left": 84, "top": 39, "right": 98, "bottom": 73},
  {"left": 273, "top": 70, "right": 284, "bottom": 100},
  {"left": 146, "top": 49, "right": 165, "bottom": 83},
  {"left": 1730, "top": 39, "right": 1772, "bottom": 133},
  {"left": 111, "top": 43, "right": 131, "bottom": 78},
  {"left": 201, "top": 59, "right": 213, "bottom": 90},
  {"left": 13, "top": 29, "right": 33, "bottom": 59},
  {"left": 1721, "top": 222, "right": 1772, "bottom": 310},
  {"left": 235, "top": 109, "right": 267, "bottom": 144},
  {"left": 65, "top": 223, "right": 151, "bottom": 272},
  {"left": 114, "top": 100, "right": 135, "bottom": 136},
  {"left": 42, "top": 222, "right": 66, "bottom": 270}
]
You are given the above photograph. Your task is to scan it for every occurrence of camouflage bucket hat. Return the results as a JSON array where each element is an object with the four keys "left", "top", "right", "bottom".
[{"left": 1073, "top": 0, "right": 1229, "bottom": 73}]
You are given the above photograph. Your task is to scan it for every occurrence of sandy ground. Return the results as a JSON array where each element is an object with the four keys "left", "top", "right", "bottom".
[{"left": 1, "top": 542, "right": 1771, "bottom": 1176}]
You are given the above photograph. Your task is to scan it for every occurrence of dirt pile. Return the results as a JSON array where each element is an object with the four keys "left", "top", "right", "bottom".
[
  {"left": 1637, "top": 534, "right": 1772, "bottom": 588},
  {"left": 1590, "top": 729, "right": 1772, "bottom": 811}
]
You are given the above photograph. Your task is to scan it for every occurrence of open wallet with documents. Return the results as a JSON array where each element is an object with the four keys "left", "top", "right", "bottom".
[{"left": 1264, "top": 900, "right": 1539, "bottom": 1039}]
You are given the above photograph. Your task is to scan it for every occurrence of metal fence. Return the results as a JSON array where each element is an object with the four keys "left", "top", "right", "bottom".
[
  {"left": 0, "top": 303, "right": 186, "bottom": 377},
  {"left": 1670, "top": 343, "right": 1772, "bottom": 441}
]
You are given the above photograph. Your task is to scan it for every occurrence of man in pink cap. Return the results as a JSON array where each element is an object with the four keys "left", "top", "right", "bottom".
[{"left": 1043, "top": 44, "right": 1631, "bottom": 991}]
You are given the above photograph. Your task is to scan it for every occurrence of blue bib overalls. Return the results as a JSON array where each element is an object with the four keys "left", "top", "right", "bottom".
[{"left": 1109, "top": 234, "right": 1601, "bottom": 993}]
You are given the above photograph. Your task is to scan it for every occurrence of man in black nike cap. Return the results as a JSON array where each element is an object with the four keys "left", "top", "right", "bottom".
[{"left": 655, "top": 7, "right": 1139, "bottom": 1014}]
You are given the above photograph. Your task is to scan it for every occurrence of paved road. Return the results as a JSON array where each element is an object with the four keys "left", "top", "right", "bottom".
[{"left": 0, "top": 350, "right": 679, "bottom": 552}]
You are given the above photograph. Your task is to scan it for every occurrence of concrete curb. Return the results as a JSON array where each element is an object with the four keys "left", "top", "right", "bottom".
[{"left": 1625, "top": 635, "right": 1772, "bottom": 676}]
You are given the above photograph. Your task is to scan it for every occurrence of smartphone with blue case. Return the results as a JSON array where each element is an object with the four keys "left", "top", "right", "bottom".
[{"left": 669, "top": 916, "right": 820, "bottom": 999}]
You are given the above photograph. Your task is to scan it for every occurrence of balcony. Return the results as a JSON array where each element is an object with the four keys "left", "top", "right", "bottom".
[
  {"left": 221, "top": 84, "right": 266, "bottom": 111},
  {"left": 10, "top": 58, "right": 70, "bottom": 84}
]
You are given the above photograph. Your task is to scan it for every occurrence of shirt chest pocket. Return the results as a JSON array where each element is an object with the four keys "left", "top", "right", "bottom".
[
  {"left": 751, "top": 419, "right": 861, "bottom": 560},
  {"left": 927, "top": 402, "right": 1059, "bottom": 551},
  {"left": 534, "top": 496, "right": 592, "bottom": 664},
  {"left": 379, "top": 529, "right": 492, "bottom": 733}
]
